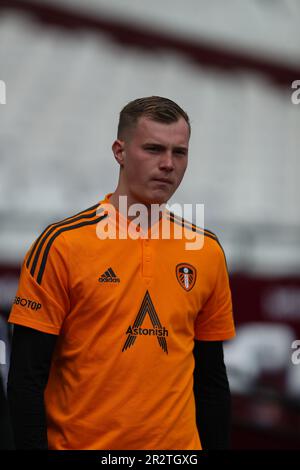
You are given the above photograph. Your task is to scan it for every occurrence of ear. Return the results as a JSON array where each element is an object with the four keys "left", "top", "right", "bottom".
[{"left": 112, "top": 139, "right": 125, "bottom": 167}]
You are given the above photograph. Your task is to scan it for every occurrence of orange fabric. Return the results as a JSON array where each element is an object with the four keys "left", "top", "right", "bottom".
[{"left": 8, "top": 193, "right": 235, "bottom": 450}]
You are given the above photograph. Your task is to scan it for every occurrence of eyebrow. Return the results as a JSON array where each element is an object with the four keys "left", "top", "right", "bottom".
[{"left": 142, "top": 143, "right": 188, "bottom": 152}]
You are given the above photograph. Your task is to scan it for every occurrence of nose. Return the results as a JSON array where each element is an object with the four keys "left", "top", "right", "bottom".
[{"left": 158, "top": 151, "right": 174, "bottom": 172}]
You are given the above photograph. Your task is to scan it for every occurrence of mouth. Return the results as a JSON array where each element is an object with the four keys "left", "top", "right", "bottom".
[{"left": 152, "top": 178, "right": 173, "bottom": 185}]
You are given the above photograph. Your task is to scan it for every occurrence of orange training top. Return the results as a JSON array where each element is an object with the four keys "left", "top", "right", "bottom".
[{"left": 8, "top": 192, "right": 235, "bottom": 450}]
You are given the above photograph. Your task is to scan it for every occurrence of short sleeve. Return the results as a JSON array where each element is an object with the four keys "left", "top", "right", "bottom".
[
  {"left": 194, "top": 243, "right": 235, "bottom": 341},
  {"left": 8, "top": 232, "right": 70, "bottom": 335}
]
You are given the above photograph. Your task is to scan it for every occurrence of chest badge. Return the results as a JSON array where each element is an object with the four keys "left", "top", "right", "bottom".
[{"left": 176, "top": 263, "right": 197, "bottom": 292}]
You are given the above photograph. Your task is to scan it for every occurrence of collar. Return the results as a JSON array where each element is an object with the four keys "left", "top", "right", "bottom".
[{"left": 98, "top": 193, "right": 168, "bottom": 239}]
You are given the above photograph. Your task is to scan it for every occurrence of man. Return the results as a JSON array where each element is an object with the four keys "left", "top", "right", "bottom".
[{"left": 7, "top": 96, "right": 235, "bottom": 450}]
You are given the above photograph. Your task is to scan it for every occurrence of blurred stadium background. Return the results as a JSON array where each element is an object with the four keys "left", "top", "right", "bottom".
[{"left": 0, "top": 0, "right": 300, "bottom": 449}]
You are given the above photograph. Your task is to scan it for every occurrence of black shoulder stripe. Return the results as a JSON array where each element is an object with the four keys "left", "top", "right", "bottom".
[
  {"left": 215, "top": 239, "right": 229, "bottom": 274},
  {"left": 30, "top": 209, "right": 100, "bottom": 278},
  {"left": 200, "top": 227, "right": 217, "bottom": 237},
  {"left": 168, "top": 212, "right": 230, "bottom": 274},
  {"left": 167, "top": 212, "right": 218, "bottom": 239},
  {"left": 167, "top": 214, "right": 206, "bottom": 236},
  {"left": 26, "top": 203, "right": 100, "bottom": 270},
  {"left": 37, "top": 213, "right": 108, "bottom": 285},
  {"left": 168, "top": 214, "right": 221, "bottom": 241}
]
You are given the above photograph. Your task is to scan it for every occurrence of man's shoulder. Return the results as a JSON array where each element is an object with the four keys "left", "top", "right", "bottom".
[
  {"left": 166, "top": 210, "right": 228, "bottom": 269},
  {"left": 47, "top": 201, "right": 105, "bottom": 239},
  {"left": 167, "top": 211, "right": 221, "bottom": 244},
  {"left": 26, "top": 202, "right": 105, "bottom": 263}
]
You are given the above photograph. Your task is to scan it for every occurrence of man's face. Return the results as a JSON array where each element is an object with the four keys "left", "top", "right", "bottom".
[{"left": 115, "top": 116, "right": 189, "bottom": 206}]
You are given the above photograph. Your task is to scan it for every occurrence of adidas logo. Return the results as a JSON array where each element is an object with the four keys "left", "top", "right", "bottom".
[{"left": 98, "top": 267, "right": 120, "bottom": 283}]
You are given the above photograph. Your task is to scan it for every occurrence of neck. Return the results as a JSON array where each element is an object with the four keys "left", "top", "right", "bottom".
[{"left": 108, "top": 189, "right": 166, "bottom": 231}]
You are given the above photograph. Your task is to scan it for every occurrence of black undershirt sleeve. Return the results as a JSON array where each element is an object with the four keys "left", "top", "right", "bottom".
[
  {"left": 7, "top": 324, "right": 57, "bottom": 450},
  {"left": 193, "top": 340, "right": 231, "bottom": 450}
]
